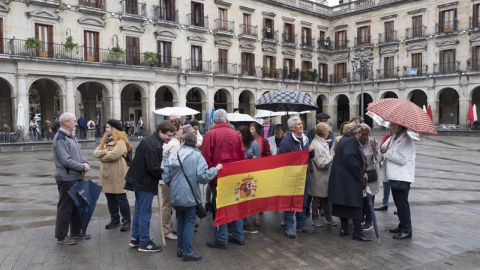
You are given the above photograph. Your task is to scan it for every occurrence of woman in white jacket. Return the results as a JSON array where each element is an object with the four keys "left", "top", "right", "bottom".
[{"left": 381, "top": 123, "right": 416, "bottom": 240}]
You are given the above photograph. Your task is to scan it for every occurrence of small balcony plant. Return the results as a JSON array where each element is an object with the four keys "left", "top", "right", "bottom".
[
  {"left": 143, "top": 51, "right": 158, "bottom": 67},
  {"left": 25, "top": 37, "right": 41, "bottom": 56},
  {"left": 63, "top": 36, "right": 78, "bottom": 53},
  {"left": 107, "top": 44, "right": 126, "bottom": 63}
]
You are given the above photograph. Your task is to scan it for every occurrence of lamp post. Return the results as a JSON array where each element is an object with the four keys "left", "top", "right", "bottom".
[{"left": 351, "top": 47, "right": 374, "bottom": 121}]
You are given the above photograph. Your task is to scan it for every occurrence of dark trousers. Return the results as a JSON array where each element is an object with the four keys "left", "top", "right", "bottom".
[
  {"left": 312, "top": 196, "right": 333, "bottom": 221},
  {"left": 341, "top": 218, "right": 362, "bottom": 235},
  {"left": 79, "top": 127, "right": 86, "bottom": 139},
  {"left": 105, "top": 193, "right": 131, "bottom": 223},
  {"left": 391, "top": 183, "right": 412, "bottom": 234},
  {"left": 363, "top": 195, "right": 375, "bottom": 224},
  {"left": 55, "top": 180, "right": 81, "bottom": 239},
  {"left": 306, "top": 195, "right": 313, "bottom": 212}
]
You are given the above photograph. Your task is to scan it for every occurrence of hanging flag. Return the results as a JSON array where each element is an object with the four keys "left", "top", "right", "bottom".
[
  {"left": 468, "top": 103, "right": 475, "bottom": 124},
  {"left": 427, "top": 105, "right": 433, "bottom": 120},
  {"left": 215, "top": 149, "right": 309, "bottom": 226}
]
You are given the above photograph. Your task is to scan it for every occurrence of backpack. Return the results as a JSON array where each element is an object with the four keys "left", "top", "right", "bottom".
[{"left": 123, "top": 150, "right": 133, "bottom": 166}]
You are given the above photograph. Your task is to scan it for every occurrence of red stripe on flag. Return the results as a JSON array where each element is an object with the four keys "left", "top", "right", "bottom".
[
  {"left": 214, "top": 195, "right": 304, "bottom": 227},
  {"left": 217, "top": 149, "right": 309, "bottom": 178}
]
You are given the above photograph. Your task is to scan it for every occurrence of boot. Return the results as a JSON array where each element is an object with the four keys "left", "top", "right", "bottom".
[
  {"left": 120, "top": 220, "right": 131, "bottom": 231},
  {"left": 105, "top": 219, "right": 120, "bottom": 229}
]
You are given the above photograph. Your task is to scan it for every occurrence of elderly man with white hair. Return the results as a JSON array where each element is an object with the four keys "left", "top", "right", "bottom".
[
  {"left": 277, "top": 116, "right": 316, "bottom": 238},
  {"left": 201, "top": 109, "right": 246, "bottom": 249}
]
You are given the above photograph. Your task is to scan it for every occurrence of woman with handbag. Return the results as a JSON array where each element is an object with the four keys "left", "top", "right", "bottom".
[
  {"left": 162, "top": 132, "right": 222, "bottom": 262},
  {"left": 381, "top": 123, "right": 416, "bottom": 240},
  {"left": 93, "top": 119, "right": 132, "bottom": 231},
  {"left": 359, "top": 123, "right": 381, "bottom": 230}
]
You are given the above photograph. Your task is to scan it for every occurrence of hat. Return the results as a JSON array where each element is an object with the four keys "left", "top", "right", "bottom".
[
  {"left": 107, "top": 119, "right": 123, "bottom": 132},
  {"left": 315, "top": 112, "right": 330, "bottom": 119},
  {"left": 189, "top": 119, "right": 200, "bottom": 127}
]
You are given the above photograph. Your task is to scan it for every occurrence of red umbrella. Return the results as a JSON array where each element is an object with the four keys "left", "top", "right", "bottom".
[
  {"left": 427, "top": 105, "right": 433, "bottom": 120},
  {"left": 367, "top": 98, "right": 437, "bottom": 135},
  {"left": 468, "top": 103, "right": 475, "bottom": 124}
]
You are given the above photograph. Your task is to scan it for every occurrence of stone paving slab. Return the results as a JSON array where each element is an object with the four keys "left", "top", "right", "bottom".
[{"left": 0, "top": 135, "right": 479, "bottom": 269}]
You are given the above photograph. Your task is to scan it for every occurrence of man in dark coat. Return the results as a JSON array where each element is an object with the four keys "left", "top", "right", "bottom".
[
  {"left": 201, "top": 109, "right": 246, "bottom": 248},
  {"left": 124, "top": 121, "right": 175, "bottom": 252},
  {"left": 277, "top": 116, "right": 316, "bottom": 238},
  {"left": 77, "top": 116, "right": 86, "bottom": 139}
]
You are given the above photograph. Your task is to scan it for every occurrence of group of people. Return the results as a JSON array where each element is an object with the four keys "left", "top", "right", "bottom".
[
  {"left": 52, "top": 108, "right": 416, "bottom": 262},
  {"left": 28, "top": 118, "right": 59, "bottom": 140}
]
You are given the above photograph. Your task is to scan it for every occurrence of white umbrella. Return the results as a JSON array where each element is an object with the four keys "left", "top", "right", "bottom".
[
  {"left": 17, "top": 103, "right": 25, "bottom": 128},
  {"left": 153, "top": 107, "right": 200, "bottom": 116},
  {"left": 227, "top": 113, "right": 262, "bottom": 124},
  {"left": 474, "top": 104, "right": 478, "bottom": 122},
  {"left": 254, "top": 110, "right": 311, "bottom": 118}
]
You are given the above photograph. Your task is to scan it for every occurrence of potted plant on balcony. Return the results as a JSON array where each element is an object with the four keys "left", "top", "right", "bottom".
[
  {"left": 143, "top": 51, "right": 158, "bottom": 67},
  {"left": 25, "top": 37, "right": 41, "bottom": 57},
  {"left": 262, "top": 65, "right": 270, "bottom": 77},
  {"left": 271, "top": 68, "right": 280, "bottom": 78},
  {"left": 107, "top": 44, "right": 126, "bottom": 64},
  {"left": 63, "top": 36, "right": 78, "bottom": 53},
  {"left": 282, "top": 66, "right": 288, "bottom": 79}
]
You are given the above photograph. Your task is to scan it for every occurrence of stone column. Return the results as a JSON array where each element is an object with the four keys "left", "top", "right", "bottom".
[
  {"left": 148, "top": 82, "right": 156, "bottom": 133},
  {"left": 112, "top": 80, "right": 121, "bottom": 120},
  {"left": 16, "top": 73, "right": 29, "bottom": 137},
  {"left": 65, "top": 77, "right": 75, "bottom": 113}
]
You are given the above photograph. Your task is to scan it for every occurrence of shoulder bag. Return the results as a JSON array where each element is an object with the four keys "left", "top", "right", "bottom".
[{"left": 177, "top": 152, "right": 207, "bottom": 219}]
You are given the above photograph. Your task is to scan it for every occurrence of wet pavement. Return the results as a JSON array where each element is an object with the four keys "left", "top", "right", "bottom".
[{"left": 0, "top": 134, "right": 480, "bottom": 269}]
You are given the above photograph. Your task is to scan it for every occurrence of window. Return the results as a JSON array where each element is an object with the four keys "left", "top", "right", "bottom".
[
  {"left": 284, "top": 23, "right": 294, "bottom": 43},
  {"left": 302, "top": 61, "right": 312, "bottom": 70},
  {"left": 357, "top": 26, "right": 370, "bottom": 45},
  {"left": 384, "top": 21, "right": 394, "bottom": 42},
  {"left": 84, "top": 31, "right": 99, "bottom": 62},
  {"left": 243, "top": 13, "right": 251, "bottom": 35},
  {"left": 241, "top": 52, "right": 255, "bottom": 76},
  {"left": 80, "top": 0, "right": 105, "bottom": 9},
  {"left": 191, "top": 2, "right": 204, "bottom": 27},
  {"left": 440, "top": 49, "right": 455, "bottom": 73},
  {"left": 318, "top": 63, "right": 328, "bottom": 82},
  {"left": 264, "top": 18, "right": 274, "bottom": 39},
  {"left": 191, "top": 45, "right": 202, "bottom": 71},
  {"left": 412, "top": 15, "right": 423, "bottom": 37},
  {"left": 264, "top": 55, "right": 275, "bottom": 69},
  {"left": 473, "top": 46, "right": 480, "bottom": 70},
  {"left": 411, "top": 53, "right": 422, "bottom": 75},
  {"left": 126, "top": 36, "right": 140, "bottom": 65},
  {"left": 160, "top": 0, "right": 176, "bottom": 21},
  {"left": 0, "top": 18, "right": 3, "bottom": 54},
  {"left": 319, "top": 30, "right": 325, "bottom": 42},
  {"left": 284, "top": 58, "right": 295, "bottom": 71},
  {"left": 439, "top": 9, "right": 457, "bottom": 33},
  {"left": 473, "top": 4, "right": 480, "bottom": 28},
  {"left": 35, "top": 23, "right": 53, "bottom": 58},
  {"left": 384, "top": 56, "right": 394, "bottom": 78},
  {"left": 218, "top": 49, "right": 228, "bottom": 73},
  {"left": 335, "top": 30, "right": 347, "bottom": 49},
  {"left": 125, "top": 0, "right": 138, "bottom": 15},
  {"left": 157, "top": 41, "right": 172, "bottom": 66},
  {"left": 301, "top": 27, "right": 312, "bottom": 46},
  {"left": 334, "top": 63, "right": 347, "bottom": 82},
  {"left": 218, "top": 8, "right": 228, "bottom": 30}
]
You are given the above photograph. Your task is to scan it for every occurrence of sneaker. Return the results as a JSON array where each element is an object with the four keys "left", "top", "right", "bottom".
[
  {"left": 325, "top": 219, "right": 338, "bottom": 226},
  {"left": 206, "top": 241, "right": 228, "bottom": 249},
  {"left": 105, "top": 219, "right": 120, "bottom": 229},
  {"left": 362, "top": 223, "right": 373, "bottom": 231},
  {"left": 129, "top": 238, "right": 140, "bottom": 248},
  {"left": 120, "top": 221, "right": 131, "bottom": 232},
  {"left": 228, "top": 236, "right": 245, "bottom": 245},
  {"left": 311, "top": 219, "right": 323, "bottom": 227},
  {"left": 138, "top": 240, "right": 162, "bottom": 252},
  {"left": 165, "top": 232, "right": 178, "bottom": 240},
  {"left": 183, "top": 252, "right": 202, "bottom": 262},
  {"left": 284, "top": 229, "right": 296, "bottom": 238},
  {"left": 69, "top": 234, "right": 91, "bottom": 240},
  {"left": 297, "top": 226, "right": 315, "bottom": 234},
  {"left": 243, "top": 223, "right": 258, "bottom": 234},
  {"left": 176, "top": 248, "right": 183, "bottom": 258},
  {"left": 57, "top": 236, "right": 75, "bottom": 245}
]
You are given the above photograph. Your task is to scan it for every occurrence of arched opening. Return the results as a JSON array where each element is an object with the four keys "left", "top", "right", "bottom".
[
  {"left": 238, "top": 90, "right": 255, "bottom": 115},
  {"left": 408, "top": 89, "right": 427, "bottom": 108},
  {"left": 0, "top": 78, "right": 13, "bottom": 130},
  {"left": 77, "top": 82, "right": 111, "bottom": 125},
  {"left": 155, "top": 86, "right": 175, "bottom": 108},
  {"left": 29, "top": 79, "right": 61, "bottom": 135},
  {"left": 186, "top": 88, "right": 205, "bottom": 120},
  {"left": 316, "top": 94, "right": 327, "bottom": 114},
  {"left": 383, "top": 91, "right": 398, "bottom": 99},
  {"left": 121, "top": 84, "right": 146, "bottom": 136},
  {"left": 358, "top": 93, "right": 373, "bottom": 127},
  {"left": 337, "top": 94, "right": 349, "bottom": 129},
  {"left": 438, "top": 88, "right": 459, "bottom": 124},
  {"left": 214, "top": 89, "right": 231, "bottom": 112}
]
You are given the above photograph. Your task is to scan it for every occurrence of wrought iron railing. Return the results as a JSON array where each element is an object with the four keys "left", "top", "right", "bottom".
[
  {"left": 122, "top": 0, "right": 146, "bottom": 17},
  {"left": 433, "top": 62, "right": 460, "bottom": 74},
  {"left": 262, "top": 28, "right": 278, "bottom": 41},
  {"left": 354, "top": 35, "right": 371, "bottom": 46},
  {"left": 331, "top": 73, "right": 351, "bottom": 84},
  {"left": 470, "top": 16, "right": 480, "bottom": 30},
  {"left": 186, "top": 59, "right": 211, "bottom": 72},
  {"left": 79, "top": 0, "right": 105, "bottom": 9},
  {"left": 300, "top": 37, "right": 315, "bottom": 48},
  {"left": 214, "top": 19, "right": 234, "bottom": 32},
  {"left": 405, "top": 26, "right": 427, "bottom": 39},
  {"left": 187, "top": 14, "right": 209, "bottom": 28},
  {"left": 377, "top": 68, "right": 397, "bottom": 79},
  {"left": 240, "top": 65, "right": 257, "bottom": 76},
  {"left": 404, "top": 65, "right": 428, "bottom": 77},
  {"left": 240, "top": 24, "right": 258, "bottom": 37},
  {"left": 154, "top": 7, "right": 178, "bottom": 22},
  {"left": 435, "top": 20, "right": 459, "bottom": 34},
  {"left": 379, "top": 31, "right": 397, "bottom": 43},
  {"left": 282, "top": 33, "right": 297, "bottom": 44},
  {"left": 213, "top": 62, "right": 238, "bottom": 75}
]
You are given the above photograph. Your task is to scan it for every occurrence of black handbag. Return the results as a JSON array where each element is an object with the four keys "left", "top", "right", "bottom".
[
  {"left": 390, "top": 180, "right": 408, "bottom": 190},
  {"left": 177, "top": 152, "right": 207, "bottom": 219},
  {"left": 366, "top": 169, "right": 378, "bottom": 183}
]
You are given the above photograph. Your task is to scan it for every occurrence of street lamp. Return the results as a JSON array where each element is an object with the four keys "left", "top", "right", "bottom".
[{"left": 351, "top": 47, "right": 374, "bottom": 121}]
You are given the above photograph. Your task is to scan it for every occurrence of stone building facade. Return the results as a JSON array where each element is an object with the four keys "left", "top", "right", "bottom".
[{"left": 1, "top": 0, "right": 480, "bottom": 134}]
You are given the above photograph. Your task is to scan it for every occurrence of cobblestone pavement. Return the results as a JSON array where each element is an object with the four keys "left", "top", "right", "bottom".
[{"left": 0, "top": 134, "right": 479, "bottom": 270}]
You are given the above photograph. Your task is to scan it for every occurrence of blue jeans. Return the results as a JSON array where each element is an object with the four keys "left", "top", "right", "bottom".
[
  {"left": 176, "top": 207, "right": 197, "bottom": 255},
  {"left": 211, "top": 183, "right": 243, "bottom": 244},
  {"left": 382, "top": 181, "right": 391, "bottom": 206},
  {"left": 131, "top": 190, "right": 155, "bottom": 246},
  {"left": 105, "top": 193, "right": 131, "bottom": 223},
  {"left": 138, "top": 127, "right": 143, "bottom": 137},
  {"left": 284, "top": 179, "right": 309, "bottom": 230}
]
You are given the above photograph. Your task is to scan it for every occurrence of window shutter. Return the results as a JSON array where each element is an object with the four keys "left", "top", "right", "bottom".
[
  {"left": 474, "top": 5, "right": 479, "bottom": 28},
  {"left": 199, "top": 46, "right": 203, "bottom": 70},
  {"left": 171, "top": 0, "right": 175, "bottom": 15},
  {"left": 335, "top": 31, "right": 339, "bottom": 41},
  {"left": 454, "top": 9, "right": 457, "bottom": 30},
  {"left": 357, "top": 27, "right": 361, "bottom": 44},
  {"left": 47, "top": 25, "right": 53, "bottom": 57},
  {"left": 272, "top": 57, "right": 276, "bottom": 69},
  {"left": 200, "top": 3, "right": 204, "bottom": 27},
  {"left": 324, "top": 64, "right": 328, "bottom": 81},
  {"left": 292, "top": 59, "right": 295, "bottom": 70},
  {"left": 0, "top": 19, "right": 3, "bottom": 54},
  {"left": 190, "top": 3, "right": 195, "bottom": 25},
  {"left": 473, "top": 46, "right": 477, "bottom": 69},
  {"left": 94, "top": 32, "right": 99, "bottom": 62},
  {"left": 263, "top": 55, "right": 267, "bottom": 67},
  {"left": 35, "top": 24, "right": 39, "bottom": 39},
  {"left": 283, "top": 58, "right": 286, "bottom": 68},
  {"left": 301, "top": 27, "right": 305, "bottom": 44},
  {"left": 439, "top": 50, "right": 444, "bottom": 69},
  {"left": 271, "top": 19, "right": 274, "bottom": 31},
  {"left": 452, "top": 49, "right": 456, "bottom": 63},
  {"left": 99, "top": 0, "right": 105, "bottom": 9},
  {"left": 367, "top": 25, "right": 371, "bottom": 42},
  {"left": 439, "top": 11, "right": 443, "bottom": 32}
]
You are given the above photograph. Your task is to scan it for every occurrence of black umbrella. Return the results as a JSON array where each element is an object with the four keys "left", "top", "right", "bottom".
[
  {"left": 365, "top": 186, "right": 380, "bottom": 244},
  {"left": 255, "top": 89, "right": 318, "bottom": 112},
  {"left": 67, "top": 179, "right": 103, "bottom": 237}
]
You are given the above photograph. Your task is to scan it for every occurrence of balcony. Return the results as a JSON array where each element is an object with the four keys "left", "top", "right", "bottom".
[
  {"left": 214, "top": 62, "right": 238, "bottom": 75},
  {"left": 77, "top": 0, "right": 106, "bottom": 15},
  {"left": 282, "top": 67, "right": 299, "bottom": 80},
  {"left": 378, "top": 31, "right": 398, "bottom": 44},
  {"left": 282, "top": 33, "right": 297, "bottom": 46},
  {"left": 240, "top": 65, "right": 258, "bottom": 76},
  {"left": 187, "top": 14, "right": 209, "bottom": 31},
  {"left": 121, "top": 0, "right": 146, "bottom": 21},
  {"left": 214, "top": 19, "right": 234, "bottom": 35},
  {"left": 300, "top": 69, "right": 317, "bottom": 81},
  {"left": 262, "top": 29, "right": 279, "bottom": 43},
  {"left": 350, "top": 71, "right": 373, "bottom": 82},
  {"left": 239, "top": 24, "right": 258, "bottom": 39},
  {"left": 404, "top": 65, "right": 428, "bottom": 77},
  {"left": 300, "top": 37, "right": 315, "bottom": 50},
  {"left": 433, "top": 62, "right": 460, "bottom": 74},
  {"left": 261, "top": 67, "right": 281, "bottom": 79},
  {"left": 26, "top": 0, "right": 63, "bottom": 8},
  {"left": 405, "top": 26, "right": 427, "bottom": 40},
  {"left": 155, "top": 55, "right": 182, "bottom": 69},
  {"left": 186, "top": 59, "right": 211, "bottom": 73},
  {"left": 318, "top": 39, "right": 333, "bottom": 51},
  {"left": 435, "top": 20, "right": 459, "bottom": 35},
  {"left": 154, "top": 7, "right": 178, "bottom": 26},
  {"left": 377, "top": 68, "right": 398, "bottom": 79},
  {"left": 354, "top": 35, "right": 371, "bottom": 47},
  {"left": 317, "top": 74, "right": 330, "bottom": 83},
  {"left": 470, "top": 17, "right": 480, "bottom": 31},
  {"left": 330, "top": 73, "right": 351, "bottom": 84}
]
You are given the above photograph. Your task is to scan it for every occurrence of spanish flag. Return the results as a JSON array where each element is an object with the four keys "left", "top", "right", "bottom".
[{"left": 215, "top": 149, "right": 309, "bottom": 226}]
